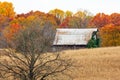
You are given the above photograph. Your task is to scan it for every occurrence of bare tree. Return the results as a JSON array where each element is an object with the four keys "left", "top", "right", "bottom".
[{"left": 0, "top": 23, "right": 73, "bottom": 80}]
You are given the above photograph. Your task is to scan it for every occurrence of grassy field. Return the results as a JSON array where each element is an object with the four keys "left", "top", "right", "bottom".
[
  {"left": 62, "top": 46, "right": 120, "bottom": 80},
  {"left": 0, "top": 47, "right": 120, "bottom": 80}
]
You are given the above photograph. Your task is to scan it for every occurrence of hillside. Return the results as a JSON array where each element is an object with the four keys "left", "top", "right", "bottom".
[{"left": 62, "top": 46, "right": 120, "bottom": 80}]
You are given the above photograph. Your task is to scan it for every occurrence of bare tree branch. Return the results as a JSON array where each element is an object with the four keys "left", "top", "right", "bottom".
[{"left": 0, "top": 22, "right": 74, "bottom": 80}]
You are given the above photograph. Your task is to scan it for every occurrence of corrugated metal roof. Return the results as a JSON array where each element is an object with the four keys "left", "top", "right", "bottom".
[{"left": 53, "top": 28, "right": 98, "bottom": 45}]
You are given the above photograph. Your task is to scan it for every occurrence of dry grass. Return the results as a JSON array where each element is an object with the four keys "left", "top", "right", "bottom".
[
  {"left": 61, "top": 46, "right": 120, "bottom": 80},
  {"left": 0, "top": 47, "right": 120, "bottom": 80}
]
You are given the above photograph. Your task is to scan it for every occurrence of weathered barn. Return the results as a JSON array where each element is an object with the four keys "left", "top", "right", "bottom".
[{"left": 53, "top": 28, "right": 98, "bottom": 49}]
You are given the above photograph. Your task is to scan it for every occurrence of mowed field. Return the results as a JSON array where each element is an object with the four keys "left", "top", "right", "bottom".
[{"left": 62, "top": 46, "right": 120, "bottom": 80}]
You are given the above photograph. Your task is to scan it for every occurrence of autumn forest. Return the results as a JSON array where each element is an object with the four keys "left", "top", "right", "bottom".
[
  {"left": 0, "top": 1, "right": 120, "bottom": 80},
  {"left": 0, "top": 1, "right": 120, "bottom": 47}
]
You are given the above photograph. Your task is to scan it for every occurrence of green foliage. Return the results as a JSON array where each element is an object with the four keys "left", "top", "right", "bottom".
[
  {"left": 96, "top": 38, "right": 100, "bottom": 47},
  {"left": 87, "top": 31, "right": 100, "bottom": 48},
  {"left": 87, "top": 39, "right": 97, "bottom": 48}
]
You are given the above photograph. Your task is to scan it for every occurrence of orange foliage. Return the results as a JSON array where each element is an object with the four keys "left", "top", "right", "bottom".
[
  {"left": 16, "top": 11, "right": 59, "bottom": 26},
  {"left": 0, "top": 2, "right": 119, "bottom": 47},
  {"left": 90, "top": 13, "right": 110, "bottom": 28},
  {"left": 100, "top": 24, "right": 120, "bottom": 47},
  {"left": 110, "top": 13, "right": 120, "bottom": 26},
  {"left": 90, "top": 13, "right": 120, "bottom": 28},
  {"left": 4, "top": 23, "right": 22, "bottom": 40},
  {"left": 59, "top": 17, "right": 71, "bottom": 28},
  {"left": 0, "top": 1, "right": 15, "bottom": 18}
]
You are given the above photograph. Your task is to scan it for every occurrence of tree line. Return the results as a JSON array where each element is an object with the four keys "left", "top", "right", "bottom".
[
  {"left": 0, "top": 1, "right": 120, "bottom": 47},
  {"left": 0, "top": 1, "right": 120, "bottom": 80}
]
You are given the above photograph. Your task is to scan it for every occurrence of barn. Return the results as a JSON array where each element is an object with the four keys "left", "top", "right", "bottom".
[{"left": 53, "top": 28, "right": 98, "bottom": 49}]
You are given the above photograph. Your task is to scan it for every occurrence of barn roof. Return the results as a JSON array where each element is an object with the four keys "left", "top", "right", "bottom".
[{"left": 53, "top": 28, "right": 98, "bottom": 45}]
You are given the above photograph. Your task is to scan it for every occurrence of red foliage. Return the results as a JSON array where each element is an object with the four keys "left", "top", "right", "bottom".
[
  {"left": 90, "top": 13, "right": 110, "bottom": 28},
  {"left": 110, "top": 13, "right": 120, "bottom": 26},
  {"left": 4, "top": 23, "right": 22, "bottom": 40},
  {"left": 59, "top": 17, "right": 71, "bottom": 28},
  {"left": 90, "top": 13, "right": 120, "bottom": 28}
]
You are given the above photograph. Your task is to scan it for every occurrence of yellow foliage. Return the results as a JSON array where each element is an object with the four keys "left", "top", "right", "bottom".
[
  {"left": 0, "top": 1, "right": 15, "bottom": 18},
  {"left": 65, "top": 10, "right": 73, "bottom": 17},
  {"left": 100, "top": 24, "right": 120, "bottom": 46}
]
